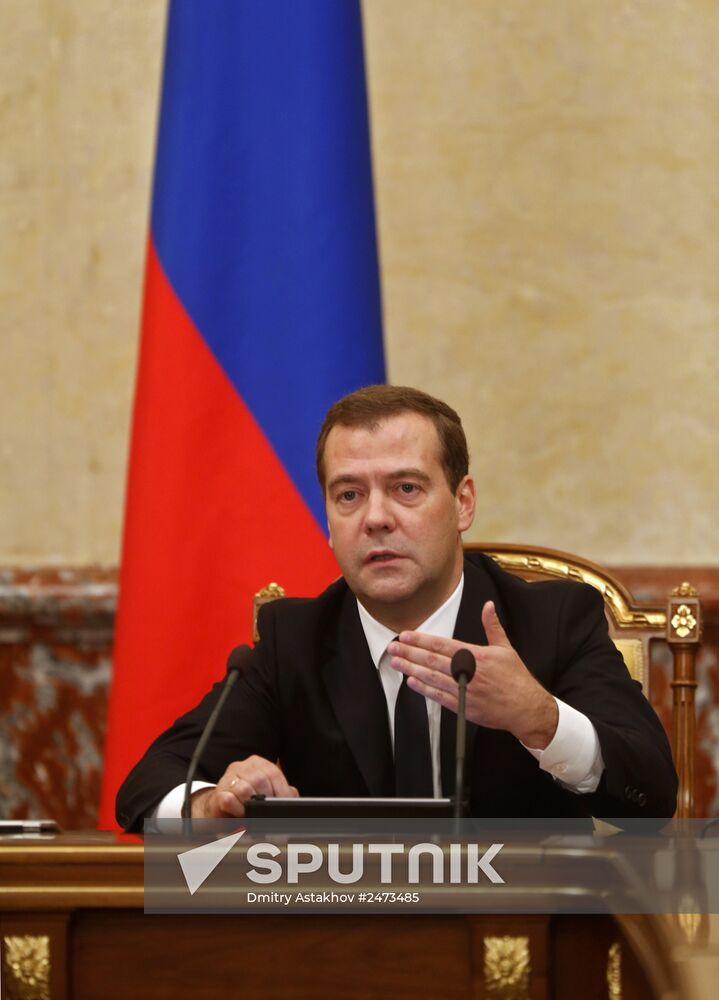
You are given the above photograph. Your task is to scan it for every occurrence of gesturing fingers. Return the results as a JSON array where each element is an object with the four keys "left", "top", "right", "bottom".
[
  {"left": 481, "top": 601, "right": 512, "bottom": 648},
  {"left": 398, "top": 670, "right": 460, "bottom": 713},
  {"left": 388, "top": 635, "right": 469, "bottom": 703},
  {"left": 394, "top": 630, "right": 461, "bottom": 663},
  {"left": 389, "top": 634, "right": 456, "bottom": 675}
]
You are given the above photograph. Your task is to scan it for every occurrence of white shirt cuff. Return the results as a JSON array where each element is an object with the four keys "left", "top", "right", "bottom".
[
  {"left": 152, "top": 781, "right": 215, "bottom": 819},
  {"left": 522, "top": 698, "right": 604, "bottom": 794}
]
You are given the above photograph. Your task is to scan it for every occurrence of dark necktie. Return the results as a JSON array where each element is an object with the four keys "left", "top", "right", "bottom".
[{"left": 394, "top": 670, "right": 433, "bottom": 797}]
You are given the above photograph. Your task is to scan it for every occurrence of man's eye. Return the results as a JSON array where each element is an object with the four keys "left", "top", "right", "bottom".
[
  {"left": 339, "top": 490, "right": 357, "bottom": 502},
  {"left": 398, "top": 483, "right": 418, "bottom": 495}
]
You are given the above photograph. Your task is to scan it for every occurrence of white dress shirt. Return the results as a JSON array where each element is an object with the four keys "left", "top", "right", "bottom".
[{"left": 154, "top": 573, "right": 604, "bottom": 818}]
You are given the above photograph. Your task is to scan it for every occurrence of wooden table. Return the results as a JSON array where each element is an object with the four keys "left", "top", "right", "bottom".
[{"left": 0, "top": 832, "right": 693, "bottom": 999}]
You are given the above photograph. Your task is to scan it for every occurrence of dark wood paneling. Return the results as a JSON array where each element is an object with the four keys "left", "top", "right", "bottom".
[{"left": 71, "top": 912, "right": 471, "bottom": 1000}]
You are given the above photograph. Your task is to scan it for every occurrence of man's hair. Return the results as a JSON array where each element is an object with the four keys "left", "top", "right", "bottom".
[{"left": 316, "top": 384, "right": 469, "bottom": 493}]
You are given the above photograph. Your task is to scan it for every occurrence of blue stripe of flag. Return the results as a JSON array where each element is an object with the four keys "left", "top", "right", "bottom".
[{"left": 150, "top": 0, "right": 386, "bottom": 528}]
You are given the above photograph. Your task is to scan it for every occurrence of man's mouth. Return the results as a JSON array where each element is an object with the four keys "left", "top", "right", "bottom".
[{"left": 366, "top": 551, "right": 402, "bottom": 563}]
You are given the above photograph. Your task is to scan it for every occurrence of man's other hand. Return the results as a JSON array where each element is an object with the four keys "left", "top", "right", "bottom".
[
  {"left": 388, "top": 600, "right": 559, "bottom": 749},
  {"left": 191, "top": 756, "right": 299, "bottom": 818}
]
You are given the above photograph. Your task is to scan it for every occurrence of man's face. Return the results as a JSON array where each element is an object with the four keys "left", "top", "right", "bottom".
[{"left": 323, "top": 412, "right": 475, "bottom": 630}]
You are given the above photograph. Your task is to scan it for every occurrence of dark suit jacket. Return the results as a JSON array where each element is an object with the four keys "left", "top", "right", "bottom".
[{"left": 116, "top": 553, "right": 677, "bottom": 831}]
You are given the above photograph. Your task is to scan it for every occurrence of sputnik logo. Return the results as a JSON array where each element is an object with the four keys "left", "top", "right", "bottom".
[{"left": 177, "top": 829, "right": 246, "bottom": 895}]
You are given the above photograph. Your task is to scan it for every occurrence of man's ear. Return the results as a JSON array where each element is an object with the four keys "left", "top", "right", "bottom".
[
  {"left": 327, "top": 521, "right": 334, "bottom": 549},
  {"left": 456, "top": 475, "right": 476, "bottom": 533}
]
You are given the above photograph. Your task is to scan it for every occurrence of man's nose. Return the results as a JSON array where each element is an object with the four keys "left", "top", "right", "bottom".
[{"left": 363, "top": 491, "right": 395, "bottom": 532}]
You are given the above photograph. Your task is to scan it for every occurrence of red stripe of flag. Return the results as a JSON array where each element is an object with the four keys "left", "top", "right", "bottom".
[{"left": 98, "top": 242, "right": 338, "bottom": 827}]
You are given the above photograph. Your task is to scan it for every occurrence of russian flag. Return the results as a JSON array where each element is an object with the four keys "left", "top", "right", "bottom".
[{"left": 99, "top": 0, "right": 385, "bottom": 827}]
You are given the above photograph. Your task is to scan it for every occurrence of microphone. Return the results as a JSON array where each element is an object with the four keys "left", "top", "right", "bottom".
[
  {"left": 182, "top": 644, "right": 253, "bottom": 831},
  {"left": 450, "top": 648, "right": 476, "bottom": 820}
]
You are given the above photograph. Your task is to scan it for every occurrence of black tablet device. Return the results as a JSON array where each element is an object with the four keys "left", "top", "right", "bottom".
[{"left": 243, "top": 796, "right": 453, "bottom": 819}]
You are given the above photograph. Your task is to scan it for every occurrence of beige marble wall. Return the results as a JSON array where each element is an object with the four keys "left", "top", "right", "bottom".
[
  {"left": 0, "top": 1, "right": 166, "bottom": 563},
  {"left": 364, "top": 0, "right": 719, "bottom": 564},
  {"left": 1, "top": 0, "right": 717, "bottom": 565}
]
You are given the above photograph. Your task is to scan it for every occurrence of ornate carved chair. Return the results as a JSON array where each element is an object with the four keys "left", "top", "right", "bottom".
[{"left": 253, "top": 542, "right": 703, "bottom": 818}]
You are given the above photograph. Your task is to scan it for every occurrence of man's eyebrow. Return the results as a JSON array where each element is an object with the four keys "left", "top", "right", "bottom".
[
  {"left": 390, "top": 467, "right": 431, "bottom": 482},
  {"left": 327, "top": 468, "right": 432, "bottom": 492},
  {"left": 327, "top": 474, "right": 362, "bottom": 491}
]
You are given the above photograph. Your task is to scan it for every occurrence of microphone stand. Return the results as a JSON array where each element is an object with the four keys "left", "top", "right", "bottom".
[
  {"left": 451, "top": 648, "right": 476, "bottom": 822},
  {"left": 182, "top": 645, "right": 252, "bottom": 836}
]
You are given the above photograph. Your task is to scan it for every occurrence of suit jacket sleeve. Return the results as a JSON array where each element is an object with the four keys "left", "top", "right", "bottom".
[
  {"left": 548, "top": 582, "right": 677, "bottom": 818},
  {"left": 115, "top": 606, "right": 284, "bottom": 832}
]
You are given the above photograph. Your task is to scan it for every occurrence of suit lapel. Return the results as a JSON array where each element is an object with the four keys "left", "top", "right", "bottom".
[
  {"left": 440, "top": 558, "right": 506, "bottom": 796},
  {"left": 321, "top": 593, "right": 395, "bottom": 796},
  {"left": 321, "top": 558, "right": 510, "bottom": 800}
]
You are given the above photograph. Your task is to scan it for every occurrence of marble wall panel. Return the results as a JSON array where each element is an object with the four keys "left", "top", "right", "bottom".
[
  {"left": 0, "top": 0, "right": 166, "bottom": 564},
  {"left": 0, "top": 568, "right": 114, "bottom": 828},
  {"left": 363, "top": 0, "right": 719, "bottom": 564}
]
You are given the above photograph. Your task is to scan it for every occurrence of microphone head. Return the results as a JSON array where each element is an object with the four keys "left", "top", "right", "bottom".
[
  {"left": 451, "top": 647, "right": 476, "bottom": 683},
  {"left": 226, "top": 644, "right": 253, "bottom": 675}
]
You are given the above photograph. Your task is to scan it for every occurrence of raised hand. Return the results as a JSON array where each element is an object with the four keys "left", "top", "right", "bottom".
[{"left": 388, "top": 600, "right": 558, "bottom": 748}]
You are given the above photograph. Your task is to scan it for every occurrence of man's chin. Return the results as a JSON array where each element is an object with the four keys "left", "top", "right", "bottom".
[{"left": 355, "top": 571, "right": 419, "bottom": 607}]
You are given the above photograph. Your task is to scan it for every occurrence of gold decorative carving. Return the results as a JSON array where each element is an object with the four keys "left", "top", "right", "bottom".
[
  {"left": 677, "top": 910, "right": 702, "bottom": 946},
  {"left": 670, "top": 604, "right": 697, "bottom": 639},
  {"left": 254, "top": 582, "right": 286, "bottom": 602},
  {"left": 672, "top": 582, "right": 698, "bottom": 598},
  {"left": 674, "top": 890, "right": 707, "bottom": 946},
  {"left": 483, "top": 935, "right": 530, "bottom": 999},
  {"left": 606, "top": 941, "right": 622, "bottom": 999},
  {"left": 252, "top": 581, "right": 286, "bottom": 641},
  {"left": 485, "top": 551, "right": 665, "bottom": 631},
  {"left": 3, "top": 935, "right": 51, "bottom": 1000}
]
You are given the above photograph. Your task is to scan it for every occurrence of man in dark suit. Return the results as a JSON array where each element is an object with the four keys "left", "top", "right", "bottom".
[{"left": 116, "top": 385, "right": 676, "bottom": 831}]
